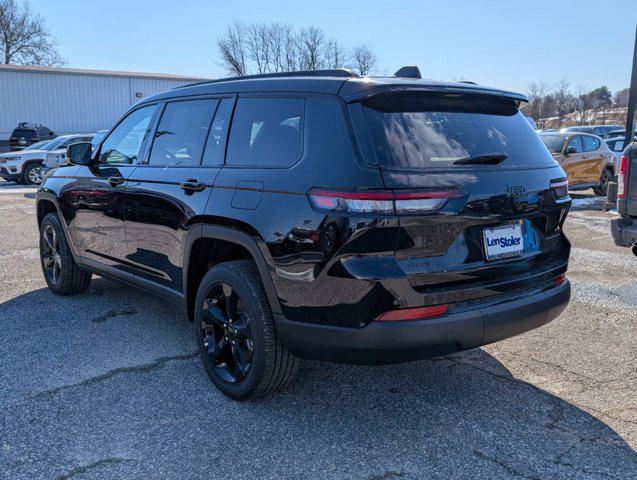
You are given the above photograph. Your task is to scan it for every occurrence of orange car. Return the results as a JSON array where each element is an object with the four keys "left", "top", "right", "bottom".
[{"left": 539, "top": 132, "right": 615, "bottom": 195}]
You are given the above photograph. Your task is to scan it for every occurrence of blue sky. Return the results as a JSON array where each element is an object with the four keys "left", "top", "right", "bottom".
[{"left": 31, "top": 0, "right": 636, "bottom": 94}]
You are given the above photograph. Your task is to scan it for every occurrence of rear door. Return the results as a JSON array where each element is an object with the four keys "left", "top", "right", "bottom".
[
  {"left": 353, "top": 90, "right": 570, "bottom": 305},
  {"left": 580, "top": 135, "right": 605, "bottom": 181},
  {"left": 123, "top": 96, "right": 232, "bottom": 293},
  {"left": 561, "top": 135, "right": 589, "bottom": 185}
]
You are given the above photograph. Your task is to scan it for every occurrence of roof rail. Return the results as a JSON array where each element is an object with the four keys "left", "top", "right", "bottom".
[
  {"left": 172, "top": 69, "right": 359, "bottom": 90},
  {"left": 394, "top": 66, "right": 422, "bottom": 79}
]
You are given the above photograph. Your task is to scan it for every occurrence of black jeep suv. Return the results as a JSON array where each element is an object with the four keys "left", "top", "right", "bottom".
[
  {"left": 10, "top": 122, "right": 56, "bottom": 150},
  {"left": 36, "top": 68, "right": 572, "bottom": 400}
]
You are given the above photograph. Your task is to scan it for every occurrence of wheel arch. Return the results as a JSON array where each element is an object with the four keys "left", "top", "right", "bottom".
[
  {"left": 37, "top": 198, "right": 58, "bottom": 226},
  {"left": 36, "top": 192, "right": 82, "bottom": 265},
  {"left": 183, "top": 224, "right": 282, "bottom": 322},
  {"left": 21, "top": 158, "right": 44, "bottom": 172}
]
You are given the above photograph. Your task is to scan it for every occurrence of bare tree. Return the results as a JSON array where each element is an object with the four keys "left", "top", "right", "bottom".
[
  {"left": 552, "top": 79, "right": 575, "bottom": 126},
  {"left": 0, "top": 0, "right": 64, "bottom": 66},
  {"left": 245, "top": 23, "right": 272, "bottom": 74},
  {"left": 574, "top": 85, "right": 594, "bottom": 125},
  {"left": 266, "top": 23, "right": 292, "bottom": 73},
  {"left": 297, "top": 26, "right": 325, "bottom": 70},
  {"left": 351, "top": 44, "right": 377, "bottom": 75},
  {"left": 216, "top": 22, "right": 379, "bottom": 76},
  {"left": 325, "top": 39, "right": 346, "bottom": 69},
  {"left": 217, "top": 21, "right": 247, "bottom": 76},
  {"left": 525, "top": 82, "right": 548, "bottom": 126}
]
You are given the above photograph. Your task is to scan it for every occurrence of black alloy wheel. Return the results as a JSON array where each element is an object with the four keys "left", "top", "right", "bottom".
[
  {"left": 39, "top": 212, "right": 91, "bottom": 295},
  {"left": 41, "top": 224, "right": 62, "bottom": 285},
  {"left": 200, "top": 283, "right": 254, "bottom": 383},
  {"left": 195, "top": 260, "right": 298, "bottom": 400}
]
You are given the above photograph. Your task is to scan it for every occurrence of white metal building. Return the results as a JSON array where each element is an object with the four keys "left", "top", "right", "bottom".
[{"left": 0, "top": 64, "right": 205, "bottom": 143}]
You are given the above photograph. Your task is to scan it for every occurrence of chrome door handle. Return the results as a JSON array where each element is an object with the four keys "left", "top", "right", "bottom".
[
  {"left": 180, "top": 179, "right": 206, "bottom": 192},
  {"left": 107, "top": 176, "right": 125, "bottom": 186}
]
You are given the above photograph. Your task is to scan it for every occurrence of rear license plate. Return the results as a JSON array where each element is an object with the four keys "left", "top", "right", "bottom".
[{"left": 482, "top": 223, "right": 524, "bottom": 261}]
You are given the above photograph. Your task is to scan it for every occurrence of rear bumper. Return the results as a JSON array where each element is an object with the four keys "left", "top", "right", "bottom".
[
  {"left": 275, "top": 280, "right": 570, "bottom": 365},
  {"left": 611, "top": 217, "right": 637, "bottom": 247}
]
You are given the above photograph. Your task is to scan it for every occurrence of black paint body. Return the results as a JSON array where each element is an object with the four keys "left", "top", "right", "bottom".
[{"left": 37, "top": 74, "right": 572, "bottom": 364}]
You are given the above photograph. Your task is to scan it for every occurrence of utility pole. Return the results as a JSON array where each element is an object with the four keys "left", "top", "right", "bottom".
[{"left": 624, "top": 24, "right": 637, "bottom": 149}]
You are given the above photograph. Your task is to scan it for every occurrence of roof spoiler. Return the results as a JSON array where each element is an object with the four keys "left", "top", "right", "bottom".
[{"left": 393, "top": 66, "right": 422, "bottom": 79}]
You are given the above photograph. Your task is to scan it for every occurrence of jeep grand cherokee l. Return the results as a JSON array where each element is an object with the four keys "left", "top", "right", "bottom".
[{"left": 36, "top": 68, "right": 572, "bottom": 400}]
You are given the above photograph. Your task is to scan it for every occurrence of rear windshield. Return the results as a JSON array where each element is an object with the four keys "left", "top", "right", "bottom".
[
  {"left": 540, "top": 135, "right": 566, "bottom": 153},
  {"left": 359, "top": 92, "right": 557, "bottom": 170},
  {"left": 11, "top": 129, "right": 37, "bottom": 139}
]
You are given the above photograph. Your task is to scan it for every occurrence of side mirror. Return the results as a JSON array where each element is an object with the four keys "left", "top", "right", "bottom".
[
  {"left": 565, "top": 146, "right": 578, "bottom": 155},
  {"left": 67, "top": 142, "right": 93, "bottom": 166}
]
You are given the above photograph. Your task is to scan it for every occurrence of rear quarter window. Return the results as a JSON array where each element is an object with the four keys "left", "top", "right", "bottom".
[{"left": 226, "top": 98, "right": 305, "bottom": 167}]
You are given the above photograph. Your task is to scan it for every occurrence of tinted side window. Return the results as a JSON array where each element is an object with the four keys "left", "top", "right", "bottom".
[
  {"left": 148, "top": 99, "right": 218, "bottom": 166},
  {"left": 202, "top": 98, "right": 233, "bottom": 166},
  {"left": 567, "top": 136, "right": 583, "bottom": 153},
  {"left": 582, "top": 135, "right": 600, "bottom": 152},
  {"left": 226, "top": 98, "right": 304, "bottom": 167},
  {"left": 613, "top": 141, "right": 624, "bottom": 152},
  {"left": 592, "top": 128, "right": 603, "bottom": 137},
  {"left": 100, "top": 105, "right": 158, "bottom": 164}
]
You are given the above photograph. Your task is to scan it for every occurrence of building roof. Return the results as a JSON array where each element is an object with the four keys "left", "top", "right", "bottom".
[{"left": 0, "top": 63, "right": 207, "bottom": 81}]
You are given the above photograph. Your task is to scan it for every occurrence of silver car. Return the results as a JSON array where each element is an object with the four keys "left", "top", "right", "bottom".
[
  {"left": 40, "top": 134, "right": 95, "bottom": 174},
  {"left": 605, "top": 137, "right": 627, "bottom": 175}
]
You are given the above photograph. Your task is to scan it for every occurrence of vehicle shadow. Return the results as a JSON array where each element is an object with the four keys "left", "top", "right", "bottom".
[
  {"left": 0, "top": 179, "right": 38, "bottom": 198},
  {"left": 1, "top": 278, "right": 634, "bottom": 479}
]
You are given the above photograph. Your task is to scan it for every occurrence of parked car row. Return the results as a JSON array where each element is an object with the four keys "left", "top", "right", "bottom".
[
  {"left": 538, "top": 131, "right": 616, "bottom": 196},
  {"left": 0, "top": 132, "right": 104, "bottom": 185}
]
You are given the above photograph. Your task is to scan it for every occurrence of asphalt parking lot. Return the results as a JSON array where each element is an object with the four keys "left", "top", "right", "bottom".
[{"left": 0, "top": 180, "right": 635, "bottom": 480}]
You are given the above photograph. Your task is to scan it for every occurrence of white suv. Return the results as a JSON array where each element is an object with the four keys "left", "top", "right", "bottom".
[{"left": 0, "top": 134, "right": 94, "bottom": 185}]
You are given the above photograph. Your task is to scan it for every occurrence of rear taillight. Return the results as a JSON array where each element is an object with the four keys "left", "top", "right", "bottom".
[
  {"left": 308, "top": 189, "right": 461, "bottom": 214},
  {"left": 550, "top": 178, "right": 569, "bottom": 201},
  {"left": 376, "top": 304, "right": 448, "bottom": 322},
  {"left": 554, "top": 273, "right": 566, "bottom": 286},
  {"left": 617, "top": 155, "right": 630, "bottom": 199}
]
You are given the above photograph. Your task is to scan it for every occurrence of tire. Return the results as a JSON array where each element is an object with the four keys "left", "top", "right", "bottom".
[
  {"left": 195, "top": 260, "right": 298, "bottom": 400},
  {"left": 39, "top": 212, "right": 91, "bottom": 295},
  {"left": 22, "top": 163, "right": 43, "bottom": 185},
  {"left": 593, "top": 168, "right": 613, "bottom": 196}
]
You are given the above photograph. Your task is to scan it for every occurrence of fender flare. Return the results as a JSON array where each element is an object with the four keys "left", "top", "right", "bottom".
[{"left": 183, "top": 224, "right": 282, "bottom": 315}]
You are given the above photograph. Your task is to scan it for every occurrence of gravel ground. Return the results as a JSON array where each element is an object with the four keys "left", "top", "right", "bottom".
[{"left": 0, "top": 181, "right": 635, "bottom": 480}]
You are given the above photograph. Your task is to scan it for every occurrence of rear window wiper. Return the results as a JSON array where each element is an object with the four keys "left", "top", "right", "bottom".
[{"left": 452, "top": 152, "right": 508, "bottom": 165}]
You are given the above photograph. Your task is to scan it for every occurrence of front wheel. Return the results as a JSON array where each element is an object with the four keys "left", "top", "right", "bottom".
[
  {"left": 23, "top": 163, "right": 44, "bottom": 185},
  {"left": 39, "top": 213, "right": 91, "bottom": 294},
  {"left": 593, "top": 169, "right": 613, "bottom": 196},
  {"left": 195, "top": 260, "right": 298, "bottom": 400}
]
